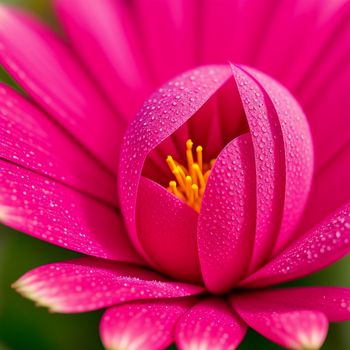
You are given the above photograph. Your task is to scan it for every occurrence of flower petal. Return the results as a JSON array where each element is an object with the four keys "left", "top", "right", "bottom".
[
  {"left": 231, "top": 287, "right": 350, "bottom": 322},
  {"left": 0, "top": 160, "right": 140, "bottom": 263},
  {"left": 119, "top": 66, "right": 231, "bottom": 259},
  {"left": 132, "top": 0, "right": 198, "bottom": 86},
  {"left": 100, "top": 299, "right": 193, "bottom": 350},
  {"left": 0, "top": 5, "right": 124, "bottom": 172},
  {"left": 136, "top": 176, "right": 201, "bottom": 283},
  {"left": 198, "top": 133, "right": 256, "bottom": 293},
  {"left": 54, "top": 0, "right": 152, "bottom": 121},
  {"left": 0, "top": 83, "right": 117, "bottom": 206},
  {"left": 175, "top": 298, "right": 247, "bottom": 350},
  {"left": 231, "top": 64, "right": 286, "bottom": 271},
  {"left": 240, "top": 202, "right": 350, "bottom": 288},
  {"left": 13, "top": 257, "right": 203, "bottom": 313},
  {"left": 231, "top": 293, "right": 328, "bottom": 350},
  {"left": 244, "top": 67, "right": 314, "bottom": 254},
  {"left": 298, "top": 138, "right": 350, "bottom": 235}
]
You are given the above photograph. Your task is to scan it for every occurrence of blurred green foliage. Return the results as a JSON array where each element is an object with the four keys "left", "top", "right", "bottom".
[{"left": 0, "top": 0, "right": 349, "bottom": 349}]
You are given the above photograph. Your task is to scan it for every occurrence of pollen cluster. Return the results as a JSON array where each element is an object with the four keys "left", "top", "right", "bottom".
[{"left": 166, "top": 139, "right": 215, "bottom": 212}]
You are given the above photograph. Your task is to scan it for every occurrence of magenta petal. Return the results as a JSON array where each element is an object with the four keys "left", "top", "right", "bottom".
[
  {"left": 245, "top": 67, "right": 314, "bottom": 254},
  {"left": 0, "top": 84, "right": 117, "bottom": 206},
  {"left": 54, "top": 0, "right": 152, "bottom": 121},
  {"left": 231, "top": 64, "right": 286, "bottom": 271},
  {"left": 0, "top": 5, "right": 124, "bottom": 172},
  {"left": 100, "top": 299, "right": 193, "bottom": 350},
  {"left": 0, "top": 161, "right": 140, "bottom": 263},
  {"left": 133, "top": 0, "right": 197, "bottom": 85},
  {"left": 198, "top": 133, "right": 256, "bottom": 293},
  {"left": 137, "top": 177, "right": 201, "bottom": 283},
  {"left": 299, "top": 141, "right": 350, "bottom": 234},
  {"left": 231, "top": 293, "right": 328, "bottom": 350},
  {"left": 231, "top": 287, "right": 350, "bottom": 322},
  {"left": 119, "top": 66, "right": 231, "bottom": 259},
  {"left": 232, "top": 64, "right": 314, "bottom": 270},
  {"left": 13, "top": 257, "right": 203, "bottom": 313},
  {"left": 175, "top": 298, "right": 247, "bottom": 350},
  {"left": 241, "top": 202, "right": 350, "bottom": 288}
]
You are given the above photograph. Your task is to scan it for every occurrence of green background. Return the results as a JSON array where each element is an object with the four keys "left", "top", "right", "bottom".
[{"left": 0, "top": 0, "right": 349, "bottom": 349}]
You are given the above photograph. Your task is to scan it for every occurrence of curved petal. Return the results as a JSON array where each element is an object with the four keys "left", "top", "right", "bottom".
[
  {"left": 13, "top": 257, "right": 204, "bottom": 313},
  {"left": 119, "top": 65, "right": 231, "bottom": 259},
  {"left": 231, "top": 293, "right": 328, "bottom": 350},
  {"left": 0, "top": 160, "right": 141, "bottom": 263},
  {"left": 245, "top": 67, "right": 314, "bottom": 254},
  {"left": 136, "top": 176, "right": 201, "bottom": 284},
  {"left": 198, "top": 133, "right": 256, "bottom": 293},
  {"left": 240, "top": 201, "right": 350, "bottom": 288},
  {"left": 54, "top": 0, "right": 152, "bottom": 121},
  {"left": 231, "top": 64, "right": 286, "bottom": 271},
  {"left": 0, "top": 5, "right": 124, "bottom": 172},
  {"left": 100, "top": 299, "right": 193, "bottom": 350},
  {"left": 0, "top": 83, "right": 117, "bottom": 206},
  {"left": 175, "top": 298, "right": 247, "bottom": 350},
  {"left": 231, "top": 287, "right": 350, "bottom": 322}
]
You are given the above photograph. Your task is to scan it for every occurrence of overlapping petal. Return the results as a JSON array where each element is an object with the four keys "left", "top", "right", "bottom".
[
  {"left": 13, "top": 257, "right": 203, "bottom": 313},
  {"left": 241, "top": 202, "right": 350, "bottom": 288},
  {"left": 119, "top": 66, "right": 231, "bottom": 259},
  {"left": 231, "top": 287, "right": 350, "bottom": 322},
  {"left": 136, "top": 176, "right": 201, "bottom": 283},
  {"left": 231, "top": 64, "right": 313, "bottom": 271},
  {"left": 245, "top": 67, "right": 314, "bottom": 253},
  {"left": 175, "top": 298, "right": 247, "bottom": 350},
  {"left": 100, "top": 299, "right": 193, "bottom": 350},
  {"left": 0, "top": 84, "right": 117, "bottom": 206},
  {"left": 198, "top": 133, "right": 256, "bottom": 293},
  {"left": 54, "top": 0, "right": 152, "bottom": 121},
  {"left": 231, "top": 292, "right": 328, "bottom": 350},
  {"left": 0, "top": 5, "right": 124, "bottom": 172},
  {"left": 232, "top": 289, "right": 345, "bottom": 350},
  {"left": 0, "top": 161, "right": 140, "bottom": 263}
]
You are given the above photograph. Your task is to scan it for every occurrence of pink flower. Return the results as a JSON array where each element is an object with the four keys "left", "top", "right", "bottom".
[{"left": 0, "top": 1, "right": 349, "bottom": 349}]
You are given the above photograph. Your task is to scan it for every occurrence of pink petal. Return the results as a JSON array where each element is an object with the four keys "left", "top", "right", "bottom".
[
  {"left": 175, "top": 298, "right": 247, "bottom": 350},
  {"left": 231, "top": 64, "right": 286, "bottom": 271},
  {"left": 0, "top": 83, "right": 117, "bottom": 206},
  {"left": 13, "top": 257, "right": 203, "bottom": 313},
  {"left": 0, "top": 5, "right": 124, "bottom": 172},
  {"left": 231, "top": 293, "right": 328, "bottom": 350},
  {"left": 231, "top": 287, "right": 350, "bottom": 322},
  {"left": 201, "top": 0, "right": 279, "bottom": 66},
  {"left": 298, "top": 141, "right": 350, "bottom": 234},
  {"left": 245, "top": 67, "right": 314, "bottom": 254},
  {"left": 198, "top": 133, "right": 256, "bottom": 293},
  {"left": 240, "top": 202, "right": 350, "bottom": 288},
  {"left": 100, "top": 299, "right": 193, "bottom": 350},
  {"left": 54, "top": 0, "right": 152, "bottom": 121},
  {"left": 119, "top": 66, "right": 231, "bottom": 259},
  {"left": 0, "top": 160, "right": 141, "bottom": 263},
  {"left": 136, "top": 177, "right": 201, "bottom": 283},
  {"left": 132, "top": 0, "right": 197, "bottom": 85}
]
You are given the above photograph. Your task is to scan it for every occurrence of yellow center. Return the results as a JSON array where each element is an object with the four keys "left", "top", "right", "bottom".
[{"left": 166, "top": 139, "right": 215, "bottom": 212}]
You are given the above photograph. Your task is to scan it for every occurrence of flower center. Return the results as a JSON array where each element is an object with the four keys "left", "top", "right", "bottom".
[{"left": 166, "top": 139, "right": 215, "bottom": 212}]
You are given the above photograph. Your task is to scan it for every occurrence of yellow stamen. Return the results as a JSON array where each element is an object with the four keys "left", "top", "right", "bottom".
[
  {"left": 165, "top": 139, "right": 215, "bottom": 212},
  {"left": 169, "top": 181, "right": 185, "bottom": 201},
  {"left": 192, "top": 184, "right": 199, "bottom": 200},
  {"left": 172, "top": 167, "right": 185, "bottom": 191},
  {"left": 166, "top": 155, "right": 177, "bottom": 171},
  {"left": 196, "top": 146, "right": 203, "bottom": 172}
]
